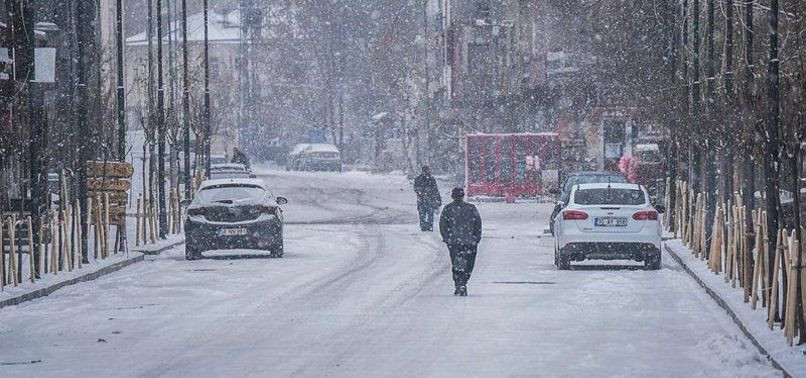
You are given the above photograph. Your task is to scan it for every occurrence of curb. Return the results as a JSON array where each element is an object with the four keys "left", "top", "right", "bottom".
[
  {"left": 131, "top": 238, "right": 186, "bottom": 255},
  {"left": 0, "top": 254, "right": 145, "bottom": 309},
  {"left": 664, "top": 243, "right": 792, "bottom": 377}
]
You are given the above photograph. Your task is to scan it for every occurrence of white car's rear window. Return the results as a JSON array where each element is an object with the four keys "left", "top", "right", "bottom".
[{"left": 574, "top": 188, "right": 646, "bottom": 205}]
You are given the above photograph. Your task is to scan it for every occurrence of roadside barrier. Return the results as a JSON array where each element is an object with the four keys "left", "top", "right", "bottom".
[{"left": 667, "top": 179, "right": 805, "bottom": 347}]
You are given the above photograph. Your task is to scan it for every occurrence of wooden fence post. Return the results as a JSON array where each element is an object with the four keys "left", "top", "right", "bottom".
[
  {"left": 1, "top": 217, "right": 5, "bottom": 290},
  {"left": 37, "top": 216, "right": 44, "bottom": 278},
  {"left": 102, "top": 194, "right": 109, "bottom": 259},
  {"left": 135, "top": 197, "right": 142, "bottom": 246},
  {"left": 769, "top": 229, "right": 783, "bottom": 329},
  {"left": 784, "top": 233, "right": 797, "bottom": 346},
  {"left": 75, "top": 199, "right": 83, "bottom": 269},
  {"left": 50, "top": 211, "right": 58, "bottom": 275},
  {"left": 9, "top": 216, "right": 18, "bottom": 286},
  {"left": 27, "top": 216, "right": 34, "bottom": 283}
]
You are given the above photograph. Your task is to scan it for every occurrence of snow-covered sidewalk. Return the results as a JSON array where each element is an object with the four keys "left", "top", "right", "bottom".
[
  {"left": 0, "top": 233, "right": 184, "bottom": 309},
  {"left": 665, "top": 239, "right": 806, "bottom": 377}
]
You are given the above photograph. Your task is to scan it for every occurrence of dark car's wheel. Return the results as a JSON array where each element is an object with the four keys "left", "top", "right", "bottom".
[
  {"left": 185, "top": 243, "right": 203, "bottom": 260},
  {"left": 270, "top": 241, "right": 284, "bottom": 258},
  {"left": 645, "top": 254, "right": 662, "bottom": 270}
]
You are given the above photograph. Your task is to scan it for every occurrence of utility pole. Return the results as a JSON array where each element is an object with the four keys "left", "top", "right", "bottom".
[
  {"left": 17, "top": 1, "right": 41, "bottom": 276},
  {"left": 765, "top": 0, "right": 782, "bottom": 332},
  {"left": 704, "top": 0, "right": 715, "bottom": 257},
  {"left": 203, "top": 0, "right": 211, "bottom": 177},
  {"left": 181, "top": 0, "right": 191, "bottom": 198},
  {"left": 422, "top": 0, "right": 431, "bottom": 167},
  {"left": 724, "top": 0, "right": 734, "bottom": 200},
  {"left": 116, "top": 0, "right": 126, "bottom": 162},
  {"left": 75, "top": 0, "right": 96, "bottom": 259},
  {"left": 690, "top": 0, "right": 701, "bottom": 193},
  {"left": 157, "top": 0, "right": 168, "bottom": 238}
]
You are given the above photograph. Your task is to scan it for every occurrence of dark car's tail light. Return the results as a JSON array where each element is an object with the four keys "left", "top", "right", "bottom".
[
  {"left": 632, "top": 210, "right": 658, "bottom": 220},
  {"left": 188, "top": 207, "right": 207, "bottom": 216},
  {"left": 258, "top": 205, "right": 278, "bottom": 215},
  {"left": 562, "top": 210, "right": 588, "bottom": 220}
]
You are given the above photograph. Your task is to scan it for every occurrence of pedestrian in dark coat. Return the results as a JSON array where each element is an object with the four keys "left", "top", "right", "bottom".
[
  {"left": 231, "top": 147, "right": 250, "bottom": 169},
  {"left": 413, "top": 166, "right": 442, "bottom": 231},
  {"left": 439, "top": 187, "right": 482, "bottom": 296}
]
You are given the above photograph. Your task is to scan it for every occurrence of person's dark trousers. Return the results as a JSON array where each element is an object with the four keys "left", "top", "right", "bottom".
[
  {"left": 448, "top": 244, "right": 477, "bottom": 287},
  {"left": 417, "top": 202, "right": 435, "bottom": 231}
]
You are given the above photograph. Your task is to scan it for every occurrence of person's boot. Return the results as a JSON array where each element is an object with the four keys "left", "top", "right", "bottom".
[
  {"left": 458, "top": 286, "right": 467, "bottom": 296},
  {"left": 454, "top": 286, "right": 461, "bottom": 296}
]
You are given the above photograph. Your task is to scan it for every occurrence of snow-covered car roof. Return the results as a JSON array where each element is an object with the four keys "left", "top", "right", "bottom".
[
  {"left": 289, "top": 144, "right": 310, "bottom": 155},
  {"left": 210, "top": 163, "right": 248, "bottom": 171},
  {"left": 303, "top": 143, "right": 340, "bottom": 153},
  {"left": 574, "top": 182, "right": 644, "bottom": 191},
  {"left": 634, "top": 143, "right": 660, "bottom": 152},
  {"left": 199, "top": 178, "right": 266, "bottom": 190}
]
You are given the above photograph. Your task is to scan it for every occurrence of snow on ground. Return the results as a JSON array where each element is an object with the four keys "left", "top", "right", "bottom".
[{"left": 0, "top": 169, "right": 781, "bottom": 377}]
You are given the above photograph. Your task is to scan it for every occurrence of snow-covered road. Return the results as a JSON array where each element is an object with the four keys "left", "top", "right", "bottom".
[{"left": 0, "top": 170, "right": 779, "bottom": 377}]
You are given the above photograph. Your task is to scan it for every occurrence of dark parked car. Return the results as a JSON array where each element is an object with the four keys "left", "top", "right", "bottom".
[
  {"left": 549, "top": 171, "right": 628, "bottom": 235},
  {"left": 287, "top": 143, "right": 342, "bottom": 172},
  {"left": 184, "top": 178, "right": 288, "bottom": 260}
]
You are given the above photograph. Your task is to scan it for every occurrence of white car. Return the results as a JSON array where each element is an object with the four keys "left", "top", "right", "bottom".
[{"left": 553, "top": 183, "right": 662, "bottom": 270}]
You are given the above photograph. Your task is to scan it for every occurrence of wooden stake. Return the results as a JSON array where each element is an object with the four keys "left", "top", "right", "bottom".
[
  {"left": 51, "top": 211, "right": 58, "bottom": 275},
  {"left": 751, "top": 211, "right": 762, "bottom": 309},
  {"left": 1, "top": 217, "right": 5, "bottom": 290},
  {"left": 37, "top": 216, "right": 44, "bottom": 278},
  {"left": 103, "top": 193, "right": 110, "bottom": 259},
  {"left": 150, "top": 201, "right": 157, "bottom": 244},
  {"left": 75, "top": 199, "right": 83, "bottom": 269},
  {"left": 27, "top": 216, "right": 34, "bottom": 283},
  {"left": 9, "top": 216, "right": 17, "bottom": 286},
  {"left": 769, "top": 229, "right": 783, "bottom": 330},
  {"left": 135, "top": 197, "right": 142, "bottom": 246},
  {"left": 785, "top": 234, "right": 797, "bottom": 346}
]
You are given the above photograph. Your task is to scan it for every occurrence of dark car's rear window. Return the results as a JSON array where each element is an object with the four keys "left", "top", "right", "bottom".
[
  {"left": 574, "top": 188, "right": 646, "bottom": 205},
  {"left": 197, "top": 185, "right": 265, "bottom": 203}
]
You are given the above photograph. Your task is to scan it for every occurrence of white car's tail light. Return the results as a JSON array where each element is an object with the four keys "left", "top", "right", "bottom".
[
  {"left": 632, "top": 210, "right": 658, "bottom": 220},
  {"left": 562, "top": 210, "right": 589, "bottom": 220}
]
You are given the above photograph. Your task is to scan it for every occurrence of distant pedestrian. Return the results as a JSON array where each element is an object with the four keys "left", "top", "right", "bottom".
[
  {"left": 413, "top": 166, "right": 442, "bottom": 231},
  {"left": 439, "top": 187, "right": 482, "bottom": 296},
  {"left": 231, "top": 147, "right": 250, "bottom": 169}
]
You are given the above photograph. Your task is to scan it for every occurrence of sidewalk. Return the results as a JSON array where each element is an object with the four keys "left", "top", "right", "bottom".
[
  {"left": 665, "top": 239, "right": 806, "bottom": 377},
  {"left": 0, "top": 235, "right": 184, "bottom": 309}
]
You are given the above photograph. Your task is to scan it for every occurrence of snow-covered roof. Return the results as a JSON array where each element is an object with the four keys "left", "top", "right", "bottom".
[
  {"left": 289, "top": 143, "right": 310, "bottom": 155},
  {"left": 210, "top": 163, "right": 248, "bottom": 172},
  {"left": 575, "top": 182, "right": 643, "bottom": 191},
  {"left": 199, "top": 178, "right": 266, "bottom": 189},
  {"left": 126, "top": 9, "right": 242, "bottom": 47},
  {"left": 304, "top": 144, "right": 340, "bottom": 153},
  {"left": 372, "top": 112, "right": 390, "bottom": 121},
  {"left": 634, "top": 143, "right": 659, "bottom": 152}
]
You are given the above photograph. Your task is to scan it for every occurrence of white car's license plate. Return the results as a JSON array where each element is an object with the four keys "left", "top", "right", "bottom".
[
  {"left": 595, "top": 217, "right": 627, "bottom": 227},
  {"left": 218, "top": 228, "right": 248, "bottom": 236}
]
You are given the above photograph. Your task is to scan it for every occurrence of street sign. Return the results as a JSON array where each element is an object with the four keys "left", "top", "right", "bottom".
[
  {"left": 87, "top": 178, "right": 131, "bottom": 192},
  {"left": 87, "top": 191, "right": 129, "bottom": 204},
  {"left": 86, "top": 161, "right": 134, "bottom": 178}
]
